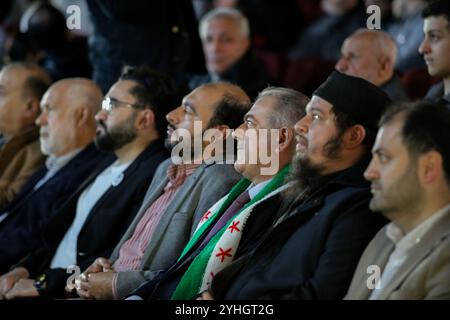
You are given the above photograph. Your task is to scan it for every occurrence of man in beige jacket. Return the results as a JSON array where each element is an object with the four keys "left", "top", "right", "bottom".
[
  {"left": 0, "top": 62, "right": 52, "bottom": 209},
  {"left": 345, "top": 100, "right": 450, "bottom": 300}
]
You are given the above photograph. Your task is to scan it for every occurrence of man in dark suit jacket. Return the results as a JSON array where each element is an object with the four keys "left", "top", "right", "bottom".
[
  {"left": 198, "top": 72, "right": 391, "bottom": 300},
  {"left": 0, "top": 78, "right": 106, "bottom": 274},
  {"left": 0, "top": 66, "right": 175, "bottom": 299}
]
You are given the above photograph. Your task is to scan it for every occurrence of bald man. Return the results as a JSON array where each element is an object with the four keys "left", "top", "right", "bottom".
[
  {"left": 0, "top": 63, "right": 52, "bottom": 209},
  {"left": 336, "top": 29, "right": 408, "bottom": 102},
  {"left": 0, "top": 78, "right": 108, "bottom": 276}
]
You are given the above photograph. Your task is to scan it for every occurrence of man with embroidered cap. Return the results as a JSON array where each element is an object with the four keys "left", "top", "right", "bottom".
[
  {"left": 345, "top": 100, "right": 450, "bottom": 299},
  {"left": 126, "top": 87, "right": 309, "bottom": 300},
  {"left": 199, "top": 71, "right": 392, "bottom": 300}
]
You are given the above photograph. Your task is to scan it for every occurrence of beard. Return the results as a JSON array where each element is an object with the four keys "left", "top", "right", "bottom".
[
  {"left": 94, "top": 118, "right": 137, "bottom": 153},
  {"left": 283, "top": 132, "right": 345, "bottom": 201}
]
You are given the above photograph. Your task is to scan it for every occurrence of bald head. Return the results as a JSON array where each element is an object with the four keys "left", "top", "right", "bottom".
[
  {"left": 36, "top": 78, "right": 102, "bottom": 157},
  {"left": 336, "top": 29, "right": 397, "bottom": 86}
]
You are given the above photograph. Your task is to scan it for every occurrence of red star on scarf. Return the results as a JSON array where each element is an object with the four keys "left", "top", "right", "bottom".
[
  {"left": 200, "top": 211, "right": 211, "bottom": 223},
  {"left": 215, "top": 247, "right": 233, "bottom": 263},
  {"left": 206, "top": 272, "right": 215, "bottom": 286},
  {"left": 228, "top": 220, "right": 241, "bottom": 233}
]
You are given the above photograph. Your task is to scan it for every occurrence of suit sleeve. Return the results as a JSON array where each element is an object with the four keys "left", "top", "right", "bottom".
[{"left": 270, "top": 198, "right": 385, "bottom": 300}]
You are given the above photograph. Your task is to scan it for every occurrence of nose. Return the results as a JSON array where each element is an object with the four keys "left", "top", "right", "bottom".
[
  {"left": 418, "top": 38, "right": 430, "bottom": 55},
  {"left": 335, "top": 57, "right": 348, "bottom": 73},
  {"left": 95, "top": 109, "right": 108, "bottom": 122},
  {"left": 35, "top": 110, "right": 47, "bottom": 126},
  {"left": 232, "top": 123, "right": 245, "bottom": 140},
  {"left": 294, "top": 115, "right": 310, "bottom": 136},
  {"left": 363, "top": 158, "right": 379, "bottom": 182},
  {"left": 166, "top": 106, "right": 181, "bottom": 126}
]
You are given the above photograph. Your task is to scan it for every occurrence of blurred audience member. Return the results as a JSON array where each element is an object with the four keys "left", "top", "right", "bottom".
[
  {"left": 387, "top": 0, "right": 427, "bottom": 72},
  {"left": 419, "top": 0, "right": 450, "bottom": 104},
  {"left": 189, "top": 7, "right": 270, "bottom": 99},
  {"left": 0, "top": 62, "right": 51, "bottom": 209},
  {"left": 289, "top": 0, "right": 366, "bottom": 62},
  {"left": 336, "top": 29, "right": 408, "bottom": 101}
]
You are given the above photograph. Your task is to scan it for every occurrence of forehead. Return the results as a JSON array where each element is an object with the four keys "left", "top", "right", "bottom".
[
  {"left": 185, "top": 86, "right": 222, "bottom": 111},
  {"left": 374, "top": 119, "right": 404, "bottom": 151},
  {"left": 205, "top": 17, "right": 241, "bottom": 36},
  {"left": 307, "top": 96, "right": 333, "bottom": 113},
  {"left": 424, "top": 15, "right": 450, "bottom": 32},
  {"left": 107, "top": 80, "right": 137, "bottom": 99},
  {"left": 246, "top": 95, "right": 276, "bottom": 120},
  {"left": 0, "top": 67, "right": 28, "bottom": 89},
  {"left": 343, "top": 35, "right": 372, "bottom": 51}
]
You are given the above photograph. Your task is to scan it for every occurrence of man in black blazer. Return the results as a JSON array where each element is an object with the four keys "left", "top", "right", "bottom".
[
  {"left": 0, "top": 78, "right": 107, "bottom": 274},
  {"left": 0, "top": 66, "right": 175, "bottom": 299}
]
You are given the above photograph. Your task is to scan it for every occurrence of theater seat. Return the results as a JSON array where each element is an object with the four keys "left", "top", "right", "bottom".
[
  {"left": 254, "top": 49, "right": 289, "bottom": 86},
  {"left": 401, "top": 68, "right": 441, "bottom": 100},
  {"left": 283, "top": 57, "right": 336, "bottom": 96}
]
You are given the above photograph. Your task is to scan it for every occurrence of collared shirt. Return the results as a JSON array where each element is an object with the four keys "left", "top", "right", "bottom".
[
  {"left": 33, "top": 148, "right": 82, "bottom": 191},
  {"left": 111, "top": 163, "right": 200, "bottom": 298},
  {"left": 50, "top": 159, "right": 132, "bottom": 269},
  {"left": 247, "top": 179, "right": 271, "bottom": 200},
  {"left": 369, "top": 203, "right": 450, "bottom": 299},
  {"left": 0, "top": 148, "right": 82, "bottom": 224}
]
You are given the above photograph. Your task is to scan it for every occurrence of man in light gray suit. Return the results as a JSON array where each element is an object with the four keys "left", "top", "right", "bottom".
[
  {"left": 73, "top": 82, "right": 252, "bottom": 299},
  {"left": 345, "top": 100, "right": 450, "bottom": 300}
]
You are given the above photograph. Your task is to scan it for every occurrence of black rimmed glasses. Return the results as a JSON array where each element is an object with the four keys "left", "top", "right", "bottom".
[{"left": 101, "top": 96, "right": 143, "bottom": 113}]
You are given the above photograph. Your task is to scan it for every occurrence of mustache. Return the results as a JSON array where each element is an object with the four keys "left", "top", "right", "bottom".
[{"left": 97, "top": 119, "right": 108, "bottom": 132}]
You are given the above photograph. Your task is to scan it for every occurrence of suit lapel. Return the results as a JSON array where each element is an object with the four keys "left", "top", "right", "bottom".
[
  {"left": 376, "top": 209, "right": 450, "bottom": 299},
  {"left": 142, "top": 164, "right": 207, "bottom": 264}
]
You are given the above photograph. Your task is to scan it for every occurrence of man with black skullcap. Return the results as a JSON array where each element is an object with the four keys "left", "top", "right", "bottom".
[{"left": 198, "top": 71, "right": 392, "bottom": 300}]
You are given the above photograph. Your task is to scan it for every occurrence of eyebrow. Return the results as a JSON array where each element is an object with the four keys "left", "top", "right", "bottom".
[
  {"left": 307, "top": 106, "right": 325, "bottom": 115},
  {"left": 183, "top": 99, "right": 198, "bottom": 115}
]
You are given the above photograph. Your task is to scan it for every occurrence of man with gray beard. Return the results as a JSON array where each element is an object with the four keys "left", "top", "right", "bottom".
[{"left": 0, "top": 66, "right": 173, "bottom": 299}]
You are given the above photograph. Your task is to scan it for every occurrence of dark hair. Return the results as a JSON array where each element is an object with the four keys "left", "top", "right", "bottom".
[
  {"left": 4, "top": 62, "right": 52, "bottom": 99},
  {"left": 422, "top": 0, "right": 450, "bottom": 24},
  {"left": 379, "top": 101, "right": 450, "bottom": 185},
  {"left": 120, "top": 65, "right": 177, "bottom": 138},
  {"left": 332, "top": 109, "right": 377, "bottom": 151},
  {"left": 206, "top": 94, "right": 251, "bottom": 130}
]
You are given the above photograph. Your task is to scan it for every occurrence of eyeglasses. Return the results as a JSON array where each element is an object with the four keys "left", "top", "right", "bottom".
[{"left": 101, "top": 96, "right": 143, "bottom": 113}]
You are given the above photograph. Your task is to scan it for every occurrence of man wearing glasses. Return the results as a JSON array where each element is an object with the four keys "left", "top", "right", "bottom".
[{"left": 0, "top": 66, "right": 174, "bottom": 299}]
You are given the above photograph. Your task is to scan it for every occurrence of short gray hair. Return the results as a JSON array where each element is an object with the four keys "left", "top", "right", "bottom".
[
  {"left": 256, "top": 87, "right": 310, "bottom": 128},
  {"left": 199, "top": 7, "right": 250, "bottom": 40}
]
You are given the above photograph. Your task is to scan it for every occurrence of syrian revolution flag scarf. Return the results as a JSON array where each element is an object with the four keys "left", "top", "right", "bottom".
[{"left": 171, "top": 165, "right": 291, "bottom": 300}]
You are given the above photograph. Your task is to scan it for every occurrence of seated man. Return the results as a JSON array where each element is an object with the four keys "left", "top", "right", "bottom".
[
  {"left": 336, "top": 29, "right": 408, "bottom": 102},
  {"left": 387, "top": 0, "right": 427, "bottom": 73},
  {"left": 345, "top": 101, "right": 450, "bottom": 300},
  {"left": 0, "top": 78, "right": 106, "bottom": 274},
  {"left": 289, "top": 0, "right": 365, "bottom": 62},
  {"left": 73, "top": 82, "right": 252, "bottom": 300},
  {"left": 200, "top": 72, "right": 392, "bottom": 300},
  {"left": 420, "top": 0, "right": 450, "bottom": 104},
  {"left": 0, "top": 62, "right": 52, "bottom": 209},
  {"left": 125, "top": 87, "right": 309, "bottom": 300},
  {"left": 188, "top": 7, "right": 270, "bottom": 99},
  {"left": 0, "top": 66, "right": 175, "bottom": 299}
]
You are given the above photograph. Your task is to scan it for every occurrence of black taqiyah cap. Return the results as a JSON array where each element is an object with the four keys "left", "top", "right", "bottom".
[{"left": 313, "top": 71, "right": 392, "bottom": 131}]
